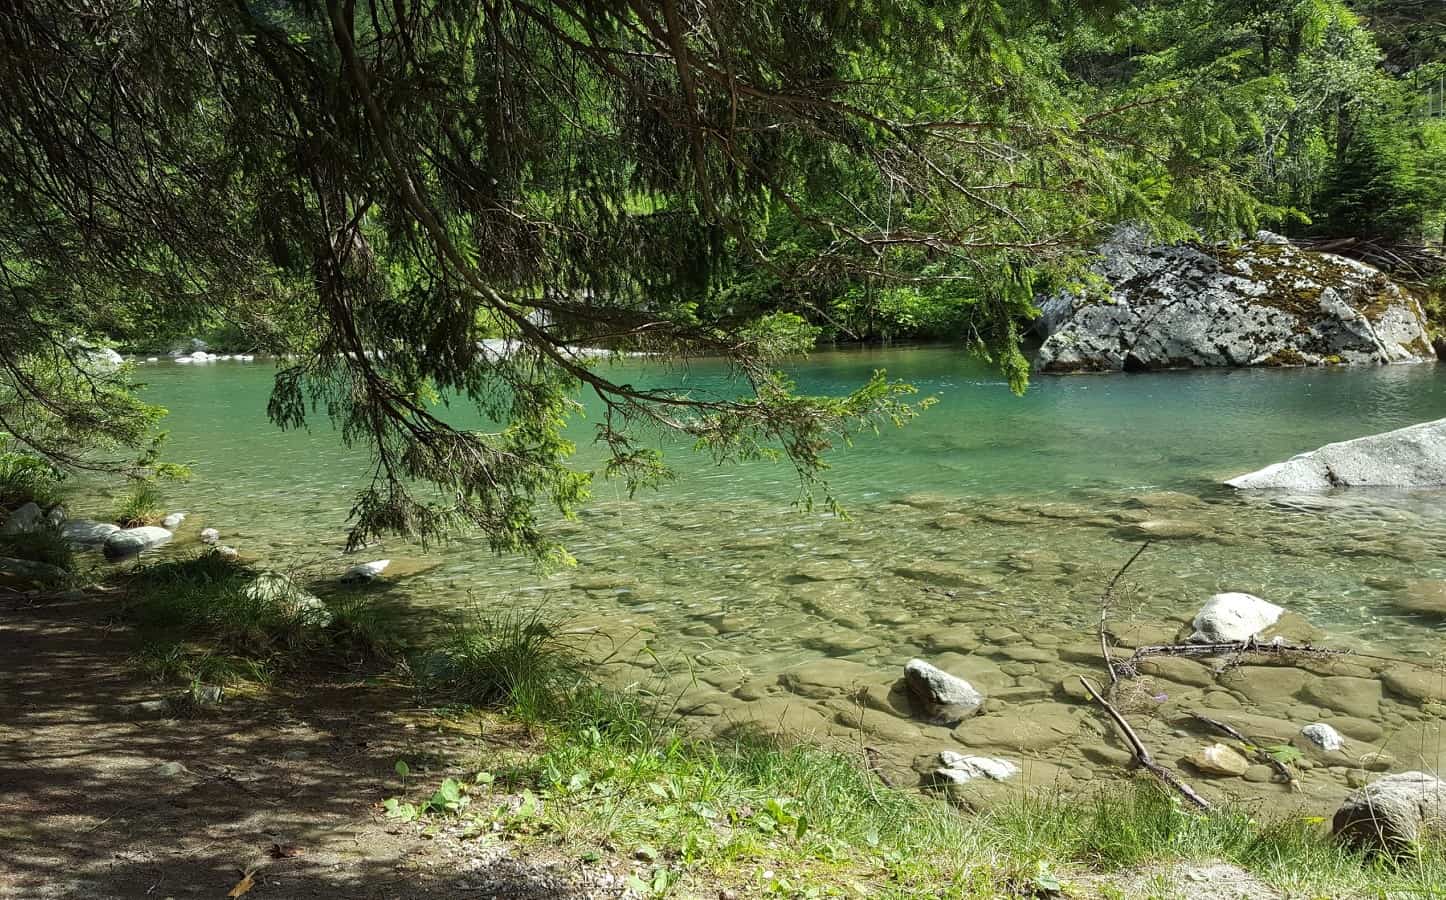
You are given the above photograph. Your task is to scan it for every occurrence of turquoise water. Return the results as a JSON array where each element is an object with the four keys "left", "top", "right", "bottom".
[{"left": 115, "top": 348, "right": 1446, "bottom": 805}]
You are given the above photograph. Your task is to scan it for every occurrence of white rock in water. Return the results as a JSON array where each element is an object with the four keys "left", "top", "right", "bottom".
[
  {"left": 341, "top": 559, "right": 390, "bottom": 583},
  {"left": 1226, "top": 419, "right": 1446, "bottom": 491},
  {"left": 1189, "top": 592, "right": 1283, "bottom": 643},
  {"left": 199, "top": 527, "right": 220, "bottom": 544},
  {"left": 1, "top": 502, "right": 44, "bottom": 535},
  {"left": 146, "top": 357, "right": 159, "bottom": 363},
  {"left": 105, "top": 526, "right": 172, "bottom": 556},
  {"left": 44, "top": 506, "right": 66, "bottom": 527},
  {"left": 934, "top": 751, "right": 1019, "bottom": 784},
  {"left": 103, "top": 526, "right": 173, "bottom": 558},
  {"left": 1297, "top": 722, "right": 1346, "bottom": 753},
  {"left": 903, "top": 658, "right": 985, "bottom": 725},
  {"left": 62, "top": 519, "right": 121, "bottom": 546},
  {"left": 215, "top": 545, "right": 239, "bottom": 560},
  {"left": 161, "top": 512, "right": 186, "bottom": 529}
]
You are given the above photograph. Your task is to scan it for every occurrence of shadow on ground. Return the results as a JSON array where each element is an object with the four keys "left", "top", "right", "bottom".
[{"left": 0, "top": 593, "right": 593, "bottom": 899}]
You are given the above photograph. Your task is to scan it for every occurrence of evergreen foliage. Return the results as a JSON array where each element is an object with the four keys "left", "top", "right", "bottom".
[{"left": 0, "top": 0, "right": 1262, "bottom": 553}]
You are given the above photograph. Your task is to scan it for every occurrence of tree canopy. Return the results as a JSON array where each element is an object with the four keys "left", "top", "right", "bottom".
[{"left": 1, "top": 0, "right": 1432, "bottom": 555}]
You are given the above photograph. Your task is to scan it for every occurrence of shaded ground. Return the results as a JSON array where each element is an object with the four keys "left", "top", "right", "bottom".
[{"left": 0, "top": 592, "right": 603, "bottom": 900}]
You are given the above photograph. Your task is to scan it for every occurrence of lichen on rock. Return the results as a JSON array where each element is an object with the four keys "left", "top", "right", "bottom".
[{"left": 1034, "top": 226, "right": 1436, "bottom": 373}]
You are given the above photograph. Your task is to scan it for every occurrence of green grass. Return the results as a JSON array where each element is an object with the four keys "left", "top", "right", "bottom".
[
  {"left": 381, "top": 614, "right": 1446, "bottom": 899},
  {"left": 412, "top": 608, "right": 585, "bottom": 719},
  {"left": 112, "top": 481, "right": 164, "bottom": 527},
  {"left": 103, "top": 569, "right": 1446, "bottom": 898},
  {"left": 0, "top": 526, "right": 74, "bottom": 571}
]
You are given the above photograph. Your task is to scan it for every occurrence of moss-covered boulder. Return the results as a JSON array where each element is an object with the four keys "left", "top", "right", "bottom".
[{"left": 1035, "top": 227, "right": 1435, "bottom": 373}]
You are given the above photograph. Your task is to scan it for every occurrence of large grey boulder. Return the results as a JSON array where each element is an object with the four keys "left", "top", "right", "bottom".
[
  {"left": 1, "top": 502, "right": 44, "bottom": 535},
  {"left": 903, "top": 658, "right": 984, "bottom": 725},
  {"left": 1226, "top": 419, "right": 1446, "bottom": 490},
  {"left": 1035, "top": 227, "right": 1435, "bottom": 373},
  {"left": 1333, "top": 771, "right": 1446, "bottom": 851},
  {"left": 103, "top": 526, "right": 173, "bottom": 558},
  {"left": 1188, "top": 592, "right": 1283, "bottom": 643},
  {"left": 62, "top": 519, "right": 121, "bottom": 547}
]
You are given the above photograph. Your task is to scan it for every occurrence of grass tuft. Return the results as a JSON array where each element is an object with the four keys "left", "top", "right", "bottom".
[
  {"left": 112, "top": 481, "right": 164, "bottom": 527},
  {"left": 0, "top": 526, "right": 74, "bottom": 571},
  {"left": 413, "top": 608, "right": 583, "bottom": 718}
]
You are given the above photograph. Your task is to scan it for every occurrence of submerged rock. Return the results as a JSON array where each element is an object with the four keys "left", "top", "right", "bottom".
[
  {"left": 161, "top": 512, "right": 186, "bottom": 529},
  {"left": 1, "top": 502, "right": 43, "bottom": 535},
  {"left": 1396, "top": 580, "right": 1446, "bottom": 617},
  {"left": 199, "top": 527, "right": 220, "bottom": 544},
  {"left": 103, "top": 526, "right": 173, "bottom": 558},
  {"left": 903, "top": 658, "right": 984, "bottom": 725},
  {"left": 1333, "top": 771, "right": 1446, "bottom": 851},
  {"left": 1227, "top": 418, "right": 1446, "bottom": 491},
  {"left": 1188, "top": 592, "right": 1283, "bottom": 643},
  {"left": 1034, "top": 226, "right": 1435, "bottom": 373}
]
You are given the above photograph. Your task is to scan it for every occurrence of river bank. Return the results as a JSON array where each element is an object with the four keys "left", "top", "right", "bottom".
[{"left": 3, "top": 574, "right": 1443, "bottom": 900}]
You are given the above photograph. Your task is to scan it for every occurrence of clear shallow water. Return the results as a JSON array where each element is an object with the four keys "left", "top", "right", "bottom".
[{"left": 116, "top": 348, "right": 1446, "bottom": 807}]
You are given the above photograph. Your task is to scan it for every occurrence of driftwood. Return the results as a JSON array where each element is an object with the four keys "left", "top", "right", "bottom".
[
  {"left": 1097, "top": 540, "right": 1151, "bottom": 686},
  {"left": 1115, "top": 638, "right": 1350, "bottom": 677},
  {"left": 1188, "top": 713, "right": 1299, "bottom": 791},
  {"left": 1079, "top": 676, "right": 1213, "bottom": 810}
]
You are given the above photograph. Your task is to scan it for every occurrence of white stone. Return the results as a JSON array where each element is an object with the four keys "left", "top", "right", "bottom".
[
  {"left": 215, "top": 545, "right": 239, "bottom": 560},
  {"left": 1, "top": 502, "right": 44, "bottom": 535},
  {"left": 62, "top": 519, "right": 121, "bottom": 546},
  {"left": 44, "top": 506, "right": 65, "bottom": 527},
  {"left": 103, "top": 526, "right": 173, "bottom": 558},
  {"left": 341, "top": 559, "right": 390, "bottom": 583},
  {"left": 934, "top": 751, "right": 1019, "bottom": 784},
  {"left": 199, "top": 527, "right": 220, "bottom": 544},
  {"left": 1297, "top": 722, "right": 1346, "bottom": 753},
  {"left": 1189, "top": 592, "right": 1283, "bottom": 643},
  {"left": 1226, "top": 419, "right": 1446, "bottom": 491},
  {"left": 161, "top": 512, "right": 186, "bottom": 529}
]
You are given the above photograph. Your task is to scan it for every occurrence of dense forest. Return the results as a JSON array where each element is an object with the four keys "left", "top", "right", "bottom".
[{"left": 0, "top": 0, "right": 1443, "bottom": 547}]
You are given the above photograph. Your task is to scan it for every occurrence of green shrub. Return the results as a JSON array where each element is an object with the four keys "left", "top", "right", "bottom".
[{"left": 0, "top": 442, "right": 64, "bottom": 509}]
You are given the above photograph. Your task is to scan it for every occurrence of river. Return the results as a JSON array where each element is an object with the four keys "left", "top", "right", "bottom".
[{"left": 115, "top": 347, "right": 1446, "bottom": 811}]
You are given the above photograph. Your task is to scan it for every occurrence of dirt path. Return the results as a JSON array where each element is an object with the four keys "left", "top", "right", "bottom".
[{"left": 0, "top": 594, "right": 598, "bottom": 900}]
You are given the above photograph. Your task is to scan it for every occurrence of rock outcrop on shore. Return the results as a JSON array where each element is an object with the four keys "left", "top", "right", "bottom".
[
  {"left": 1034, "top": 227, "right": 1436, "bottom": 373},
  {"left": 1226, "top": 418, "right": 1446, "bottom": 490}
]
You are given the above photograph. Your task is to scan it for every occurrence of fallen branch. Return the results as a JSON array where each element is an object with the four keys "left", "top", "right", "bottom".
[
  {"left": 1097, "top": 541, "right": 1151, "bottom": 686},
  {"left": 1188, "top": 712, "right": 1299, "bottom": 791},
  {"left": 1116, "top": 638, "right": 1350, "bottom": 675},
  {"left": 1079, "top": 676, "right": 1212, "bottom": 811}
]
